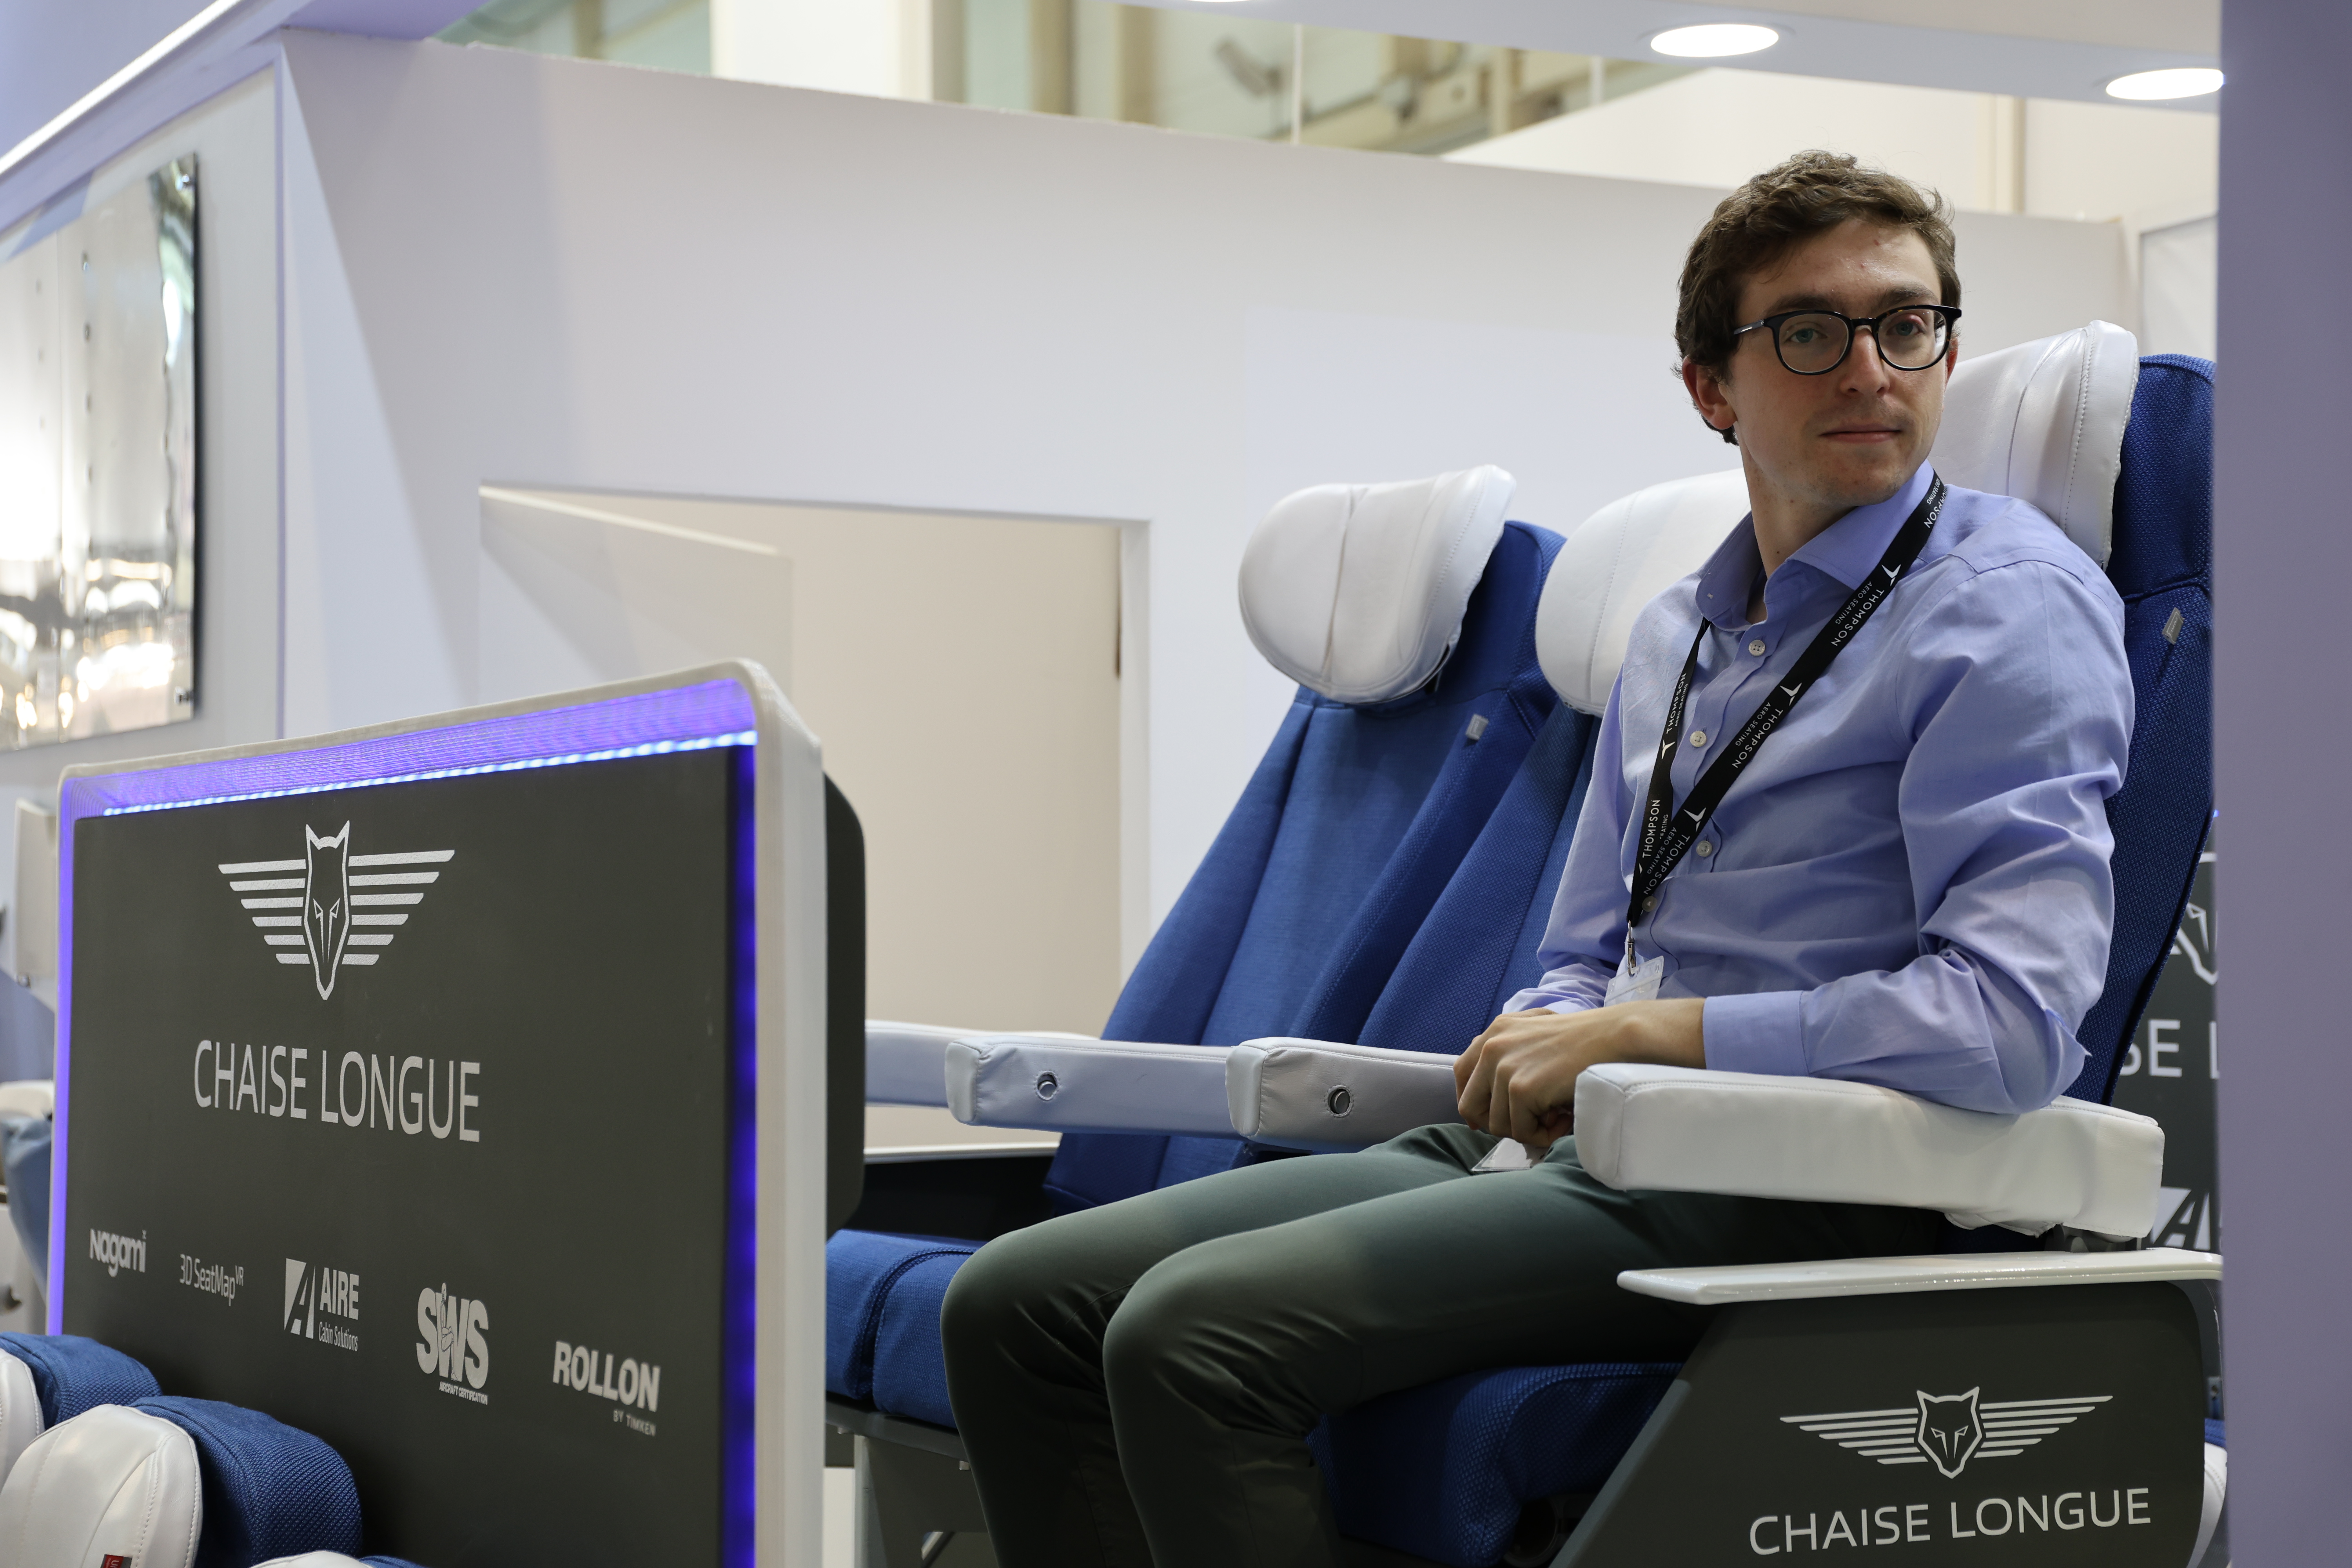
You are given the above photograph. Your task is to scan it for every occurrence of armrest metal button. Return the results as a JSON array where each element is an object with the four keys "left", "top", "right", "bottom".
[
  {"left": 1327, "top": 1086, "right": 1351, "bottom": 1116},
  {"left": 1035, "top": 1072, "right": 1059, "bottom": 1101}
]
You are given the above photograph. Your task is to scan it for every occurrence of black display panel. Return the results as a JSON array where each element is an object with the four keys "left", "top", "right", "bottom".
[{"left": 62, "top": 747, "right": 747, "bottom": 1564}]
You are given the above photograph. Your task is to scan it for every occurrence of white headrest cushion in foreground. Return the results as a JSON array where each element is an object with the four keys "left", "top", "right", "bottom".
[
  {"left": 255, "top": 1555, "right": 371, "bottom": 1566},
  {"left": 1933, "top": 320, "right": 2139, "bottom": 565},
  {"left": 0, "top": 1351, "right": 38, "bottom": 1490},
  {"left": 1240, "top": 465, "right": 1515, "bottom": 704},
  {"left": 1536, "top": 468, "right": 1750, "bottom": 715},
  {"left": 1573, "top": 1063, "right": 2164, "bottom": 1239},
  {"left": 0, "top": 1404, "right": 202, "bottom": 1568},
  {"left": 0, "top": 1082, "right": 51, "bottom": 1122}
]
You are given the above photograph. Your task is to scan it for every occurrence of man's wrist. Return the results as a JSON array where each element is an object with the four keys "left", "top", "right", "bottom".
[{"left": 1625, "top": 998, "right": 1706, "bottom": 1069}]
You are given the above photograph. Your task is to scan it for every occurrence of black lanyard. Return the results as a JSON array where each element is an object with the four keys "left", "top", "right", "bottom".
[{"left": 1624, "top": 476, "right": 1947, "bottom": 949}]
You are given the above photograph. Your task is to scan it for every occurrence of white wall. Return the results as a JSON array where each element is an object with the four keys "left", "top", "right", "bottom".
[
  {"left": 272, "top": 32, "right": 2127, "bottom": 953},
  {"left": 0, "top": 68, "right": 283, "bottom": 903}
]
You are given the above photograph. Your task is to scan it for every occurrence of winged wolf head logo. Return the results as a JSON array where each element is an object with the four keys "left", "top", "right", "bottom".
[
  {"left": 219, "top": 829, "right": 455, "bottom": 998},
  {"left": 1915, "top": 1388, "right": 1984, "bottom": 1479},
  {"left": 303, "top": 823, "right": 352, "bottom": 999},
  {"left": 1784, "top": 1389, "right": 2107, "bottom": 1475}
]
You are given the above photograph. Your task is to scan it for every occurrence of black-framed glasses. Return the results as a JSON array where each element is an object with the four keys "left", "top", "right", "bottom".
[{"left": 1731, "top": 304, "right": 1962, "bottom": 375}]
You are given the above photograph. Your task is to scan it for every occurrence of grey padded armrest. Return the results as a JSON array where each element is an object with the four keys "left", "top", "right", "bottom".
[
  {"left": 1225, "top": 1038, "right": 1465, "bottom": 1151},
  {"left": 866, "top": 1020, "right": 987, "bottom": 1106},
  {"left": 866, "top": 1020, "right": 1096, "bottom": 1106},
  {"left": 1574, "top": 1063, "right": 2165, "bottom": 1240},
  {"left": 945, "top": 1036, "right": 1234, "bottom": 1137}
]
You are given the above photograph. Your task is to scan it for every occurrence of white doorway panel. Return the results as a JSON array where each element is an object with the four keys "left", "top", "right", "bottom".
[{"left": 478, "top": 489, "right": 1127, "bottom": 1044}]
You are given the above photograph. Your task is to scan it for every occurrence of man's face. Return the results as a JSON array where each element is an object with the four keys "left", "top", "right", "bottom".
[{"left": 1689, "top": 219, "right": 1955, "bottom": 515}]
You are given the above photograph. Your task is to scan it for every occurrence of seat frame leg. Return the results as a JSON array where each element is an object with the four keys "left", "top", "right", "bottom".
[{"left": 854, "top": 1432, "right": 989, "bottom": 1568}]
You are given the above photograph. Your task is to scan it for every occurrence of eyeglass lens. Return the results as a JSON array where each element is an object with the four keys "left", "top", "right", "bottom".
[{"left": 1776, "top": 309, "right": 1949, "bottom": 374}]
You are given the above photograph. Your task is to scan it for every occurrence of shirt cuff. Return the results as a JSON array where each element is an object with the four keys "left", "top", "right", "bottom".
[{"left": 1702, "top": 989, "right": 1808, "bottom": 1078}]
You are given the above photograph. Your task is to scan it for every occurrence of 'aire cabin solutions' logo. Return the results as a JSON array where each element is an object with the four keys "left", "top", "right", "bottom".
[
  {"left": 218, "top": 825, "right": 455, "bottom": 999},
  {"left": 284, "top": 1258, "right": 360, "bottom": 1352},
  {"left": 417, "top": 1283, "right": 490, "bottom": 1405}
]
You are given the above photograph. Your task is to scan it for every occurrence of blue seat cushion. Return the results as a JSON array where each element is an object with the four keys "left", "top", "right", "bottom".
[
  {"left": 1310, "top": 1362, "right": 1677, "bottom": 1568},
  {"left": 826, "top": 1229, "right": 978, "bottom": 1410},
  {"left": 870, "top": 1252, "right": 974, "bottom": 1428},
  {"left": 0, "top": 1332, "right": 158, "bottom": 1426},
  {"left": 135, "top": 1395, "right": 361, "bottom": 1568}
]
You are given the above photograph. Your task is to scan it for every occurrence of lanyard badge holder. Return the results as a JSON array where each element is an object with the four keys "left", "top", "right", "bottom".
[{"left": 1609, "top": 477, "right": 1947, "bottom": 1006}]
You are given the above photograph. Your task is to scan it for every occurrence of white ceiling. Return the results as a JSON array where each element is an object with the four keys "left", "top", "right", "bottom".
[{"left": 1129, "top": 0, "right": 2221, "bottom": 109}]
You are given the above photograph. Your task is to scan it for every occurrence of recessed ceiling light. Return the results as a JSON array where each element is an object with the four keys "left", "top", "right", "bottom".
[
  {"left": 2105, "top": 67, "right": 2223, "bottom": 101},
  {"left": 1650, "top": 24, "right": 1780, "bottom": 58}
]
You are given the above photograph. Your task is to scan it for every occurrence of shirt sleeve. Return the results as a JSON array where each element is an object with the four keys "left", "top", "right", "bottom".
[
  {"left": 1501, "top": 673, "right": 1634, "bottom": 1016},
  {"left": 1701, "top": 558, "right": 2133, "bottom": 1114}
]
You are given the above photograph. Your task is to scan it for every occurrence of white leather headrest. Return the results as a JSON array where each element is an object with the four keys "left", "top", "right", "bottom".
[
  {"left": 0, "top": 1083, "right": 52, "bottom": 1122},
  {"left": 256, "top": 1556, "right": 369, "bottom": 1566},
  {"left": 0, "top": 1404, "right": 201, "bottom": 1567},
  {"left": 1933, "top": 321, "right": 2138, "bottom": 564},
  {"left": 0, "top": 1351, "right": 38, "bottom": 1487},
  {"left": 1537, "top": 470, "right": 1750, "bottom": 715},
  {"left": 1239, "top": 466, "right": 1515, "bottom": 704}
]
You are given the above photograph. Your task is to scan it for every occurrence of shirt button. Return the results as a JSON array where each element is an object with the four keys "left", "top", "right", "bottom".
[
  {"left": 1688, "top": 729, "right": 1708, "bottom": 748},
  {"left": 1748, "top": 639, "right": 1767, "bottom": 657},
  {"left": 1695, "top": 841, "right": 1714, "bottom": 857},
  {"left": 1642, "top": 895, "right": 1658, "bottom": 913}
]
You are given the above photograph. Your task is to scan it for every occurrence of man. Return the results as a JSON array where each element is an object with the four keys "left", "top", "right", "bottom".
[{"left": 941, "top": 151, "right": 2131, "bottom": 1568}]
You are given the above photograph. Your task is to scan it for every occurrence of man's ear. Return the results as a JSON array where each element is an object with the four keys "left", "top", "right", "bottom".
[{"left": 1683, "top": 358, "right": 1736, "bottom": 439}]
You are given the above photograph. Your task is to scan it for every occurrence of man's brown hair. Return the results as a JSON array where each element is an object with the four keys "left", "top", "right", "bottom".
[{"left": 1677, "top": 151, "right": 1960, "bottom": 442}]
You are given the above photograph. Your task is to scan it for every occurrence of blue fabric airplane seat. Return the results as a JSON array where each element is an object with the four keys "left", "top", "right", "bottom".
[
  {"left": 135, "top": 1396, "right": 364, "bottom": 1568},
  {"left": 0, "top": 1393, "right": 359, "bottom": 1568},
  {"left": 0, "top": 1331, "right": 162, "bottom": 1485},
  {"left": 1310, "top": 347, "right": 2216, "bottom": 1567},
  {"left": 828, "top": 467, "right": 1566, "bottom": 1429}
]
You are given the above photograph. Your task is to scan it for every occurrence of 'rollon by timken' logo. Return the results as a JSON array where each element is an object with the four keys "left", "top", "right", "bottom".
[
  {"left": 1782, "top": 1390, "right": 2112, "bottom": 1478},
  {"left": 218, "top": 825, "right": 454, "bottom": 998}
]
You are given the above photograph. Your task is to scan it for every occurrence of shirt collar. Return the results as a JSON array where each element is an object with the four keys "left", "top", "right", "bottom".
[{"left": 1692, "top": 462, "right": 1936, "bottom": 630}]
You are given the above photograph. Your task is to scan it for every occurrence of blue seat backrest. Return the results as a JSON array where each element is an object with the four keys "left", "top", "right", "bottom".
[
  {"left": 135, "top": 1394, "right": 363, "bottom": 1568},
  {"left": 2070, "top": 355, "right": 2215, "bottom": 1104},
  {"left": 1045, "top": 521, "right": 1564, "bottom": 1210},
  {"left": 0, "top": 1332, "right": 158, "bottom": 1426},
  {"left": 1356, "top": 704, "right": 1599, "bottom": 1054}
]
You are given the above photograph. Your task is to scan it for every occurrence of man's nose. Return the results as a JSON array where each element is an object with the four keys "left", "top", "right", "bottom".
[{"left": 1834, "top": 326, "right": 1900, "bottom": 394}]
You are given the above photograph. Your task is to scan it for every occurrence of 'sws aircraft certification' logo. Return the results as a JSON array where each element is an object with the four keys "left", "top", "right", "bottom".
[
  {"left": 1782, "top": 1389, "right": 2112, "bottom": 1479},
  {"left": 218, "top": 826, "right": 455, "bottom": 999},
  {"left": 418, "top": 1283, "right": 490, "bottom": 1404}
]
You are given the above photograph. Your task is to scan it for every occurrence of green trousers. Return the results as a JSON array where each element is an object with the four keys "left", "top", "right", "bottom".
[{"left": 939, "top": 1125, "right": 1943, "bottom": 1568}]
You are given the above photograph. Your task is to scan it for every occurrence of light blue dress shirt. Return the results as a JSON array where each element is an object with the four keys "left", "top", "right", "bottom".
[{"left": 1504, "top": 463, "right": 2132, "bottom": 1114}]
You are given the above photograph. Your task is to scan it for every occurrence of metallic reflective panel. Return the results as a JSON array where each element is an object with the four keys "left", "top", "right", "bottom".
[{"left": 0, "top": 158, "right": 197, "bottom": 750}]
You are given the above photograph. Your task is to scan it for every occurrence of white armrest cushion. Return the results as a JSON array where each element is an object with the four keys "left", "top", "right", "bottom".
[
  {"left": 0, "top": 1405, "right": 202, "bottom": 1568},
  {"left": 1574, "top": 1064, "right": 2164, "bottom": 1240},
  {"left": 946, "top": 1037, "right": 1234, "bottom": 1137},
  {"left": 866, "top": 1020, "right": 1094, "bottom": 1106},
  {"left": 1225, "top": 1038, "right": 1465, "bottom": 1151}
]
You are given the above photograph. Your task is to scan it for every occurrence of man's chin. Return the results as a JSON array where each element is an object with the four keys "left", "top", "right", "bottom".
[{"left": 1807, "top": 451, "right": 1919, "bottom": 510}]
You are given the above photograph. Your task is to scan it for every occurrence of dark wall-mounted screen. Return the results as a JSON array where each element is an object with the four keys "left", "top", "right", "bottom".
[{"left": 62, "top": 743, "right": 750, "bottom": 1563}]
